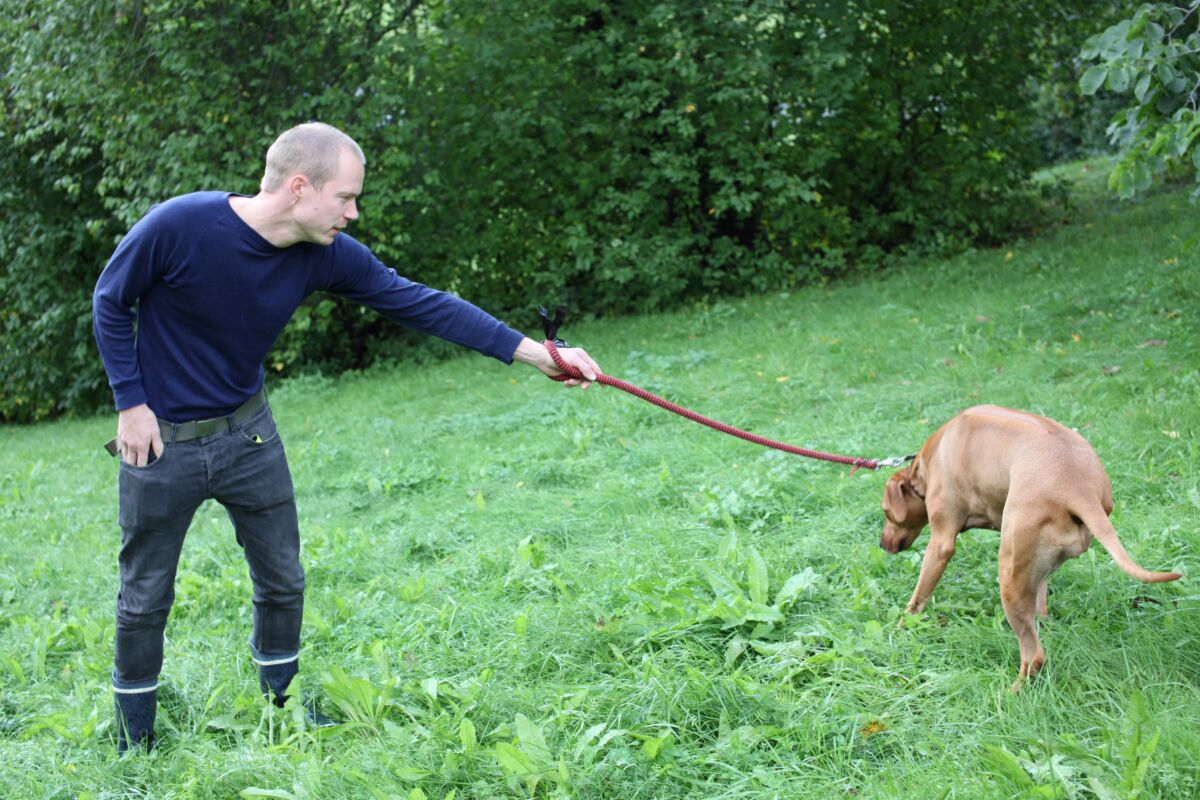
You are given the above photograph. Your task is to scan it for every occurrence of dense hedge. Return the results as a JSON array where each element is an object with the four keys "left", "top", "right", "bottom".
[{"left": 2, "top": 1, "right": 1117, "bottom": 421}]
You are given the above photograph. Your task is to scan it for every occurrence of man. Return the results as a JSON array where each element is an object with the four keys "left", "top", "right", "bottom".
[{"left": 92, "top": 122, "right": 600, "bottom": 752}]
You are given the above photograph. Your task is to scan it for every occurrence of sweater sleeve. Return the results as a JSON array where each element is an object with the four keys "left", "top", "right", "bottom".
[
  {"left": 92, "top": 206, "right": 170, "bottom": 410},
  {"left": 327, "top": 242, "right": 527, "bottom": 364}
]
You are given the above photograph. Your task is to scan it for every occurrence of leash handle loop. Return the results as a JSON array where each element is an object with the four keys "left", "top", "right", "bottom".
[{"left": 538, "top": 306, "right": 569, "bottom": 348}]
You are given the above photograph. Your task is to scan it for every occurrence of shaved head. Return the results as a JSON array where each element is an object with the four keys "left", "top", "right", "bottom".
[{"left": 261, "top": 122, "right": 365, "bottom": 192}]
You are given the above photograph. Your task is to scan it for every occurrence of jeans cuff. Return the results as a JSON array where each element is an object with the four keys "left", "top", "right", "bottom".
[
  {"left": 112, "top": 670, "right": 159, "bottom": 694},
  {"left": 249, "top": 638, "right": 299, "bottom": 667}
]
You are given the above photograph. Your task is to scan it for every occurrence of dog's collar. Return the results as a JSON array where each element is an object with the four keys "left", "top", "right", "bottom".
[{"left": 906, "top": 462, "right": 926, "bottom": 500}]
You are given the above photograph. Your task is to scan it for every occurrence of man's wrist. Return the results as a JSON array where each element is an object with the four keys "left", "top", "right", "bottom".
[{"left": 512, "top": 337, "right": 553, "bottom": 370}]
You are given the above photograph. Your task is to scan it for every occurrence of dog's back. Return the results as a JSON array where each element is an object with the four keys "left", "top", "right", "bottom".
[{"left": 934, "top": 405, "right": 1107, "bottom": 501}]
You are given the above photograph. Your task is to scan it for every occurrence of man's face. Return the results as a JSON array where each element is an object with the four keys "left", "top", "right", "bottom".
[{"left": 295, "top": 148, "right": 363, "bottom": 245}]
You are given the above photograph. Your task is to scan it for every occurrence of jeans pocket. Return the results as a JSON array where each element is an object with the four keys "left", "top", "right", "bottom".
[
  {"left": 240, "top": 407, "right": 280, "bottom": 446},
  {"left": 118, "top": 449, "right": 178, "bottom": 529},
  {"left": 119, "top": 444, "right": 170, "bottom": 471}
]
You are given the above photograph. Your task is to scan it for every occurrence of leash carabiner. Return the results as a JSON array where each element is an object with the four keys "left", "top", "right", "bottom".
[{"left": 876, "top": 454, "right": 917, "bottom": 469}]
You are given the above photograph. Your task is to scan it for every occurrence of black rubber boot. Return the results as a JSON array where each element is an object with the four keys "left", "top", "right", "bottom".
[
  {"left": 259, "top": 660, "right": 339, "bottom": 728},
  {"left": 258, "top": 659, "right": 299, "bottom": 703},
  {"left": 114, "top": 689, "right": 157, "bottom": 753}
]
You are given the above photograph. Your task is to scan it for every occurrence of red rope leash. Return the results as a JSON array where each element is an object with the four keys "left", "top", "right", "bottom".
[{"left": 543, "top": 339, "right": 905, "bottom": 472}]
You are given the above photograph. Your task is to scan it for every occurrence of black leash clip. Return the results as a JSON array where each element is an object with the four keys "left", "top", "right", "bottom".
[{"left": 538, "top": 305, "right": 570, "bottom": 348}]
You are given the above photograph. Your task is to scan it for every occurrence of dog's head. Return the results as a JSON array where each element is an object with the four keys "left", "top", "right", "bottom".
[{"left": 880, "top": 468, "right": 928, "bottom": 553}]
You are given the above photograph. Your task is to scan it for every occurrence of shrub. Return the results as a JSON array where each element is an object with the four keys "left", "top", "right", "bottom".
[{"left": 1, "top": 0, "right": 1102, "bottom": 421}]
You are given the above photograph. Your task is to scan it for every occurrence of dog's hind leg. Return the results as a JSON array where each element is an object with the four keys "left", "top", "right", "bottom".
[
  {"left": 999, "top": 567, "right": 1045, "bottom": 692},
  {"left": 998, "top": 511, "right": 1053, "bottom": 691},
  {"left": 1036, "top": 580, "right": 1049, "bottom": 618}
]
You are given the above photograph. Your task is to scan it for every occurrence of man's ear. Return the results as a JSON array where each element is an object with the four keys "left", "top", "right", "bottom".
[
  {"left": 885, "top": 477, "right": 908, "bottom": 523},
  {"left": 287, "top": 174, "right": 307, "bottom": 201}
]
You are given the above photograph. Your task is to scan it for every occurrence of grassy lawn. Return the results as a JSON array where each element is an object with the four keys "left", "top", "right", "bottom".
[{"left": 1, "top": 161, "right": 1198, "bottom": 799}]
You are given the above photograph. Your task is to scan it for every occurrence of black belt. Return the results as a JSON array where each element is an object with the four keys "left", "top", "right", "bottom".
[{"left": 104, "top": 388, "right": 268, "bottom": 456}]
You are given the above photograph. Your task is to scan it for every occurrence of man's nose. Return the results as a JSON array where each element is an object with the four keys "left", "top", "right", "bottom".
[{"left": 345, "top": 200, "right": 358, "bottom": 221}]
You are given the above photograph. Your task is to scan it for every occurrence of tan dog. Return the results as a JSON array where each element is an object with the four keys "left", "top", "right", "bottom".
[{"left": 880, "top": 405, "right": 1181, "bottom": 690}]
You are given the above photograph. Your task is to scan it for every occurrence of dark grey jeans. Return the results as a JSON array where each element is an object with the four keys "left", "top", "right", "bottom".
[{"left": 111, "top": 402, "right": 304, "bottom": 693}]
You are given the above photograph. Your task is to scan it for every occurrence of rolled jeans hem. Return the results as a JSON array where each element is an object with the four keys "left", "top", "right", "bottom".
[
  {"left": 250, "top": 638, "right": 299, "bottom": 666},
  {"left": 112, "top": 670, "right": 159, "bottom": 694}
]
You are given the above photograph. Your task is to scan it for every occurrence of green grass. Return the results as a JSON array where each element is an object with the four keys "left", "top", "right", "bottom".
[{"left": 2, "top": 159, "right": 1198, "bottom": 799}]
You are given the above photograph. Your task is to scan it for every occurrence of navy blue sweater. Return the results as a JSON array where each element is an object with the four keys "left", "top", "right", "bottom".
[{"left": 93, "top": 192, "right": 527, "bottom": 422}]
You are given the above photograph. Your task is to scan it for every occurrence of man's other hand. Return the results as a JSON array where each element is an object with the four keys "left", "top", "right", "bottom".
[{"left": 118, "top": 404, "right": 163, "bottom": 466}]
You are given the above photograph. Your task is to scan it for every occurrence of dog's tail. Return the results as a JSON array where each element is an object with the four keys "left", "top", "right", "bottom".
[{"left": 1074, "top": 504, "right": 1182, "bottom": 583}]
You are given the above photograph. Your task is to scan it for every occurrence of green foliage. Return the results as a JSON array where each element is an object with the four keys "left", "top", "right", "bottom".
[
  {"left": 700, "top": 528, "right": 820, "bottom": 637},
  {"left": 0, "top": 0, "right": 423, "bottom": 421},
  {"left": 1026, "top": 4, "right": 1132, "bottom": 164},
  {"left": 1080, "top": 2, "right": 1200, "bottom": 198},
  {"left": 981, "top": 692, "right": 1165, "bottom": 799},
  {"left": 391, "top": 0, "right": 1093, "bottom": 307},
  {"left": 0, "top": 0, "right": 1114, "bottom": 421}
]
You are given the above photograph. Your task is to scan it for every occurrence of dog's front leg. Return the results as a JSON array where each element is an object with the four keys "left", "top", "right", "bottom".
[
  {"left": 905, "top": 526, "right": 959, "bottom": 615},
  {"left": 1035, "top": 580, "right": 1049, "bottom": 618}
]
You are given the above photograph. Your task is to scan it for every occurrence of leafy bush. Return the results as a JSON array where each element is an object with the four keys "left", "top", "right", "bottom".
[
  {"left": 1025, "top": 5, "right": 1131, "bottom": 164},
  {"left": 1, "top": 0, "right": 419, "bottom": 419},
  {"left": 2, "top": 0, "right": 1101, "bottom": 421},
  {"left": 1080, "top": 1, "right": 1200, "bottom": 198}
]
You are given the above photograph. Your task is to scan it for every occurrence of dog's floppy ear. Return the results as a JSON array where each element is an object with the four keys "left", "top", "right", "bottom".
[{"left": 885, "top": 476, "right": 908, "bottom": 523}]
